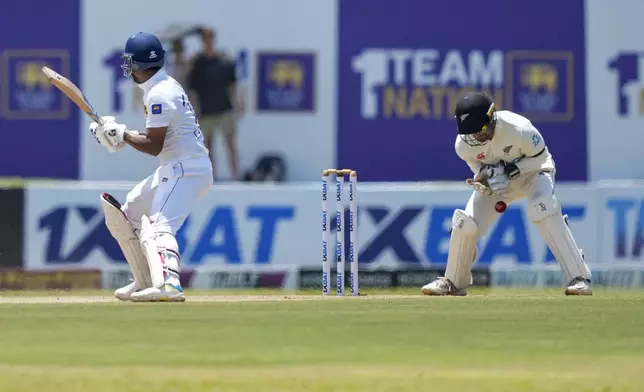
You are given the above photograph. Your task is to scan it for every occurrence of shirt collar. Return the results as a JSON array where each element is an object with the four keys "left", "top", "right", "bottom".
[{"left": 137, "top": 68, "right": 167, "bottom": 91}]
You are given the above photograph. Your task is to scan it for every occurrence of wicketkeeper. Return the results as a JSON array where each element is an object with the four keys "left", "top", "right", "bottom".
[{"left": 421, "top": 92, "right": 592, "bottom": 296}]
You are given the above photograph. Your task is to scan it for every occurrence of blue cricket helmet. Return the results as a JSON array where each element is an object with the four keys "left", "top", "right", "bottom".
[{"left": 121, "top": 32, "right": 166, "bottom": 77}]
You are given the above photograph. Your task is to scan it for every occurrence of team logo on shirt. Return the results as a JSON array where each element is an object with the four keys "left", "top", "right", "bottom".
[
  {"left": 502, "top": 145, "right": 513, "bottom": 155},
  {"left": 532, "top": 134, "right": 541, "bottom": 147},
  {"left": 476, "top": 152, "right": 486, "bottom": 160},
  {"left": 505, "top": 51, "right": 574, "bottom": 122},
  {"left": 151, "top": 104, "right": 162, "bottom": 114},
  {"left": 143, "top": 105, "right": 148, "bottom": 116}
]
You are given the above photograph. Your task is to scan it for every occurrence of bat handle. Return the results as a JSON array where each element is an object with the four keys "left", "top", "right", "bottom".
[{"left": 92, "top": 113, "right": 104, "bottom": 126}]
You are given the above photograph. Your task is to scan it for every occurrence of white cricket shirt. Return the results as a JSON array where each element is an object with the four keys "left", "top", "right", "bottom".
[
  {"left": 455, "top": 110, "right": 556, "bottom": 192},
  {"left": 138, "top": 69, "right": 209, "bottom": 165}
]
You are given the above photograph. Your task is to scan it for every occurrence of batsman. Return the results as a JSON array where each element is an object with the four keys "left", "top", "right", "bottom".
[
  {"left": 421, "top": 92, "right": 592, "bottom": 296},
  {"left": 90, "top": 32, "right": 213, "bottom": 302}
]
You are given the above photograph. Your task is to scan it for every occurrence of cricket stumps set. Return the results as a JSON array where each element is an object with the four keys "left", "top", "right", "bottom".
[{"left": 322, "top": 169, "right": 358, "bottom": 296}]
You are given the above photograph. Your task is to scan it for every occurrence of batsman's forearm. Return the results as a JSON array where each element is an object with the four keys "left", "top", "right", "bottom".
[{"left": 124, "top": 131, "right": 162, "bottom": 156}]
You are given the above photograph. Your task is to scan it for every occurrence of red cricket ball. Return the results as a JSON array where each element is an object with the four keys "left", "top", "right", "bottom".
[{"left": 495, "top": 201, "right": 507, "bottom": 213}]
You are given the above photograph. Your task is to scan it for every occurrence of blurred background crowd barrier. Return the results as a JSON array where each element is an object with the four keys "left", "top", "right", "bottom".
[{"left": 1, "top": 0, "right": 643, "bottom": 290}]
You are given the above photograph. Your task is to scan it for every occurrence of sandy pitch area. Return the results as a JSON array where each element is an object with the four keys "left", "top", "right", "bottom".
[{"left": 0, "top": 295, "right": 428, "bottom": 304}]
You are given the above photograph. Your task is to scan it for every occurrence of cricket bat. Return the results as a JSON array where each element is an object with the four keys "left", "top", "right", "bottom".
[{"left": 41, "top": 66, "right": 103, "bottom": 125}]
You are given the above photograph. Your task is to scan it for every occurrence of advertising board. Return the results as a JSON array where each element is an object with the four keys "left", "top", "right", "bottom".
[{"left": 337, "top": 0, "right": 587, "bottom": 181}]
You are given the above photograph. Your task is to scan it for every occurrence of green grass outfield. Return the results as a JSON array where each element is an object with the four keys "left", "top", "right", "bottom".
[{"left": 0, "top": 288, "right": 642, "bottom": 392}]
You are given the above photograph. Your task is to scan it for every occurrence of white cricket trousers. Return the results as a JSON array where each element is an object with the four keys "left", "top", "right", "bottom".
[{"left": 122, "top": 156, "right": 213, "bottom": 235}]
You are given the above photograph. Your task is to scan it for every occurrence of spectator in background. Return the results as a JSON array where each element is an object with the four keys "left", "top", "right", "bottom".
[
  {"left": 188, "top": 27, "right": 244, "bottom": 181},
  {"left": 166, "top": 39, "right": 191, "bottom": 87}
]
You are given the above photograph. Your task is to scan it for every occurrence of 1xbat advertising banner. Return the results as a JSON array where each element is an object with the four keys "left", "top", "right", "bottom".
[
  {"left": 298, "top": 266, "right": 491, "bottom": 290},
  {"left": 598, "top": 183, "right": 644, "bottom": 264},
  {"left": 103, "top": 265, "right": 298, "bottom": 290},
  {"left": 337, "top": 0, "right": 587, "bottom": 182},
  {"left": 585, "top": 0, "right": 644, "bottom": 180},
  {"left": 491, "top": 265, "right": 644, "bottom": 288},
  {"left": 0, "top": 269, "right": 101, "bottom": 290},
  {"left": 81, "top": 0, "right": 335, "bottom": 181},
  {"left": 0, "top": 0, "right": 81, "bottom": 178},
  {"left": 23, "top": 182, "right": 599, "bottom": 271}
]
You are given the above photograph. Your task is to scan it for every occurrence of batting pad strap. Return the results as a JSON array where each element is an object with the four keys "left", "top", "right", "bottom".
[
  {"left": 101, "top": 193, "right": 153, "bottom": 288},
  {"left": 445, "top": 209, "right": 479, "bottom": 289},
  {"left": 158, "top": 240, "right": 180, "bottom": 276},
  {"left": 160, "top": 248, "right": 180, "bottom": 279}
]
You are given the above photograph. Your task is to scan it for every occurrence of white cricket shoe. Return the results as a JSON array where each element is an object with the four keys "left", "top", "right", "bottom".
[
  {"left": 130, "top": 283, "right": 186, "bottom": 302},
  {"left": 565, "top": 277, "right": 592, "bottom": 296},
  {"left": 421, "top": 277, "right": 467, "bottom": 296},
  {"left": 114, "top": 280, "right": 140, "bottom": 302}
]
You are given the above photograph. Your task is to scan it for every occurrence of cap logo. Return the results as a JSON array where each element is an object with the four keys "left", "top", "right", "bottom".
[
  {"left": 149, "top": 51, "right": 157, "bottom": 59},
  {"left": 459, "top": 113, "right": 469, "bottom": 121}
]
